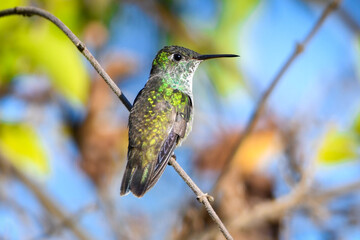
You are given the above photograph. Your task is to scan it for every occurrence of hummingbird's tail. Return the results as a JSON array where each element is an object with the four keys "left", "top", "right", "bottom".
[
  {"left": 120, "top": 161, "right": 154, "bottom": 197},
  {"left": 121, "top": 131, "right": 179, "bottom": 197}
]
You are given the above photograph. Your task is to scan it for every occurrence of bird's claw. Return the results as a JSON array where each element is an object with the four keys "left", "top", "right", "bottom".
[{"left": 197, "top": 193, "right": 214, "bottom": 203}]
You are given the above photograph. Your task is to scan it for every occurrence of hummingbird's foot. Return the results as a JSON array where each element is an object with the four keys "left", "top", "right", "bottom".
[
  {"left": 168, "top": 154, "right": 177, "bottom": 165},
  {"left": 197, "top": 193, "right": 214, "bottom": 203}
]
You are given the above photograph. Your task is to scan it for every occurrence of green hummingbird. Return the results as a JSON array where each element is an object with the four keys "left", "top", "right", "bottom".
[{"left": 120, "top": 45, "right": 239, "bottom": 197}]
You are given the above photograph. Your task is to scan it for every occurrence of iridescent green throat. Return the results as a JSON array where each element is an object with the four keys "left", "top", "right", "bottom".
[{"left": 152, "top": 52, "right": 200, "bottom": 96}]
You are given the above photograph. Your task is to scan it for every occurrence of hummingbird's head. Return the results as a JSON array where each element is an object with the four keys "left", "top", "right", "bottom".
[
  {"left": 151, "top": 46, "right": 201, "bottom": 75},
  {"left": 150, "top": 45, "right": 239, "bottom": 96}
]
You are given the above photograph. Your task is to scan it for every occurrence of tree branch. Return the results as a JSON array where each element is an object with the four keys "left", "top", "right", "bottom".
[
  {"left": 212, "top": 0, "right": 342, "bottom": 192},
  {"left": 0, "top": 6, "right": 233, "bottom": 239}
]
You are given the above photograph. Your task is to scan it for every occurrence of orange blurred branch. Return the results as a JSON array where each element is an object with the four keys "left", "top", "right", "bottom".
[{"left": 229, "top": 166, "right": 360, "bottom": 230}]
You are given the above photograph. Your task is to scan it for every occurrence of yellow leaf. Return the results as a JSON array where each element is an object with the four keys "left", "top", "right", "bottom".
[
  {"left": 318, "top": 127, "right": 358, "bottom": 165},
  {"left": 0, "top": 123, "right": 49, "bottom": 176},
  {"left": 354, "top": 112, "right": 360, "bottom": 137},
  {"left": 234, "top": 129, "right": 282, "bottom": 175}
]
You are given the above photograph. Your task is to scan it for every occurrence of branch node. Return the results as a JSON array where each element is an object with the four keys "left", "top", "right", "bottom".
[
  {"left": 295, "top": 43, "right": 304, "bottom": 54},
  {"left": 76, "top": 42, "right": 85, "bottom": 52},
  {"left": 15, "top": 7, "right": 32, "bottom": 17},
  {"left": 197, "top": 193, "right": 214, "bottom": 203},
  {"left": 330, "top": 0, "right": 341, "bottom": 9}
]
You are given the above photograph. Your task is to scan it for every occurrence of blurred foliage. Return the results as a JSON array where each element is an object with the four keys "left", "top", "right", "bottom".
[
  {"left": 354, "top": 111, "right": 360, "bottom": 136},
  {"left": 0, "top": 0, "right": 121, "bottom": 179},
  {"left": 0, "top": 122, "right": 49, "bottom": 175},
  {"left": 207, "top": 0, "right": 259, "bottom": 95},
  {"left": 358, "top": 36, "right": 360, "bottom": 84},
  {"left": 0, "top": 0, "right": 89, "bottom": 105},
  {"left": 318, "top": 126, "right": 358, "bottom": 165}
]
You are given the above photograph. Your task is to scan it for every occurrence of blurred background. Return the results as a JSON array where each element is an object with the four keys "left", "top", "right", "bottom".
[{"left": 0, "top": 0, "right": 360, "bottom": 239}]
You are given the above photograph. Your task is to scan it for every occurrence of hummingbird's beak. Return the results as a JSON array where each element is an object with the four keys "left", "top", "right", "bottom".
[{"left": 194, "top": 54, "right": 239, "bottom": 60}]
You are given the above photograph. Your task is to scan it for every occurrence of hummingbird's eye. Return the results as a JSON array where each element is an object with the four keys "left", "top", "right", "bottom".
[{"left": 173, "top": 53, "right": 182, "bottom": 61}]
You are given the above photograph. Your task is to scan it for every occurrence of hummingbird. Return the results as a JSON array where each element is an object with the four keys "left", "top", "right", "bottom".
[{"left": 120, "top": 45, "right": 239, "bottom": 197}]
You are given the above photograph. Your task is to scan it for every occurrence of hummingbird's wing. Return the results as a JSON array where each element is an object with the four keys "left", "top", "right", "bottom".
[
  {"left": 144, "top": 131, "right": 178, "bottom": 192},
  {"left": 120, "top": 79, "right": 192, "bottom": 197},
  {"left": 146, "top": 97, "right": 192, "bottom": 192}
]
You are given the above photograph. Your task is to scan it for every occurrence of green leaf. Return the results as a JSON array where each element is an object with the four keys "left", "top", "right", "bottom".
[
  {"left": 17, "top": 25, "right": 90, "bottom": 104},
  {"left": 0, "top": 1, "right": 89, "bottom": 105},
  {"left": 216, "top": 0, "right": 259, "bottom": 43},
  {"left": 0, "top": 0, "right": 29, "bottom": 85},
  {"left": 210, "top": 0, "right": 259, "bottom": 95},
  {"left": 0, "top": 0, "right": 27, "bottom": 9},
  {"left": 318, "top": 127, "right": 358, "bottom": 165},
  {"left": 206, "top": 62, "right": 241, "bottom": 95},
  {"left": 0, "top": 123, "right": 49, "bottom": 176}
]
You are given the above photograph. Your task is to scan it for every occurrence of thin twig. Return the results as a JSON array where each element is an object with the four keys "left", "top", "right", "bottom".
[
  {"left": 0, "top": 155, "right": 93, "bottom": 240},
  {"left": 34, "top": 203, "right": 98, "bottom": 240},
  {"left": 229, "top": 173, "right": 360, "bottom": 230},
  {"left": 0, "top": 6, "right": 233, "bottom": 239},
  {"left": 169, "top": 157, "right": 233, "bottom": 240},
  {"left": 212, "top": 0, "right": 342, "bottom": 192},
  {"left": 313, "top": 180, "right": 360, "bottom": 203}
]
